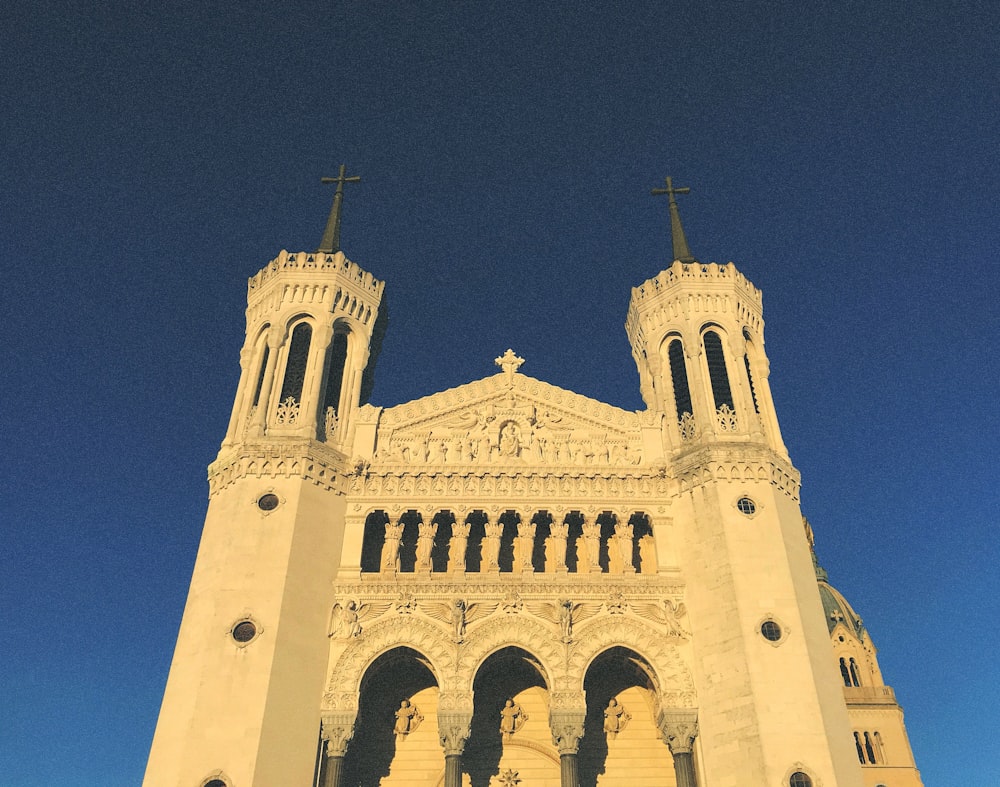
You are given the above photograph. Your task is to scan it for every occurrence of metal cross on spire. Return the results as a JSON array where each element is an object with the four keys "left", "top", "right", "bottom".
[
  {"left": 651, "top": 176, "right": 697, "bottom": 263},
  {"left": 318, "top": 164, "right": 361, "bottom": 253}
]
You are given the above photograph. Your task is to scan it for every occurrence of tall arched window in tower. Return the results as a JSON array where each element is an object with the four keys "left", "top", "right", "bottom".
[
  {"left": 275, "top": 322, "right": 312, "bottom": 425},
  {"left": 322, "top": 330, "right": 348, "bottom": 440},
  {"left": 667, "top": 339, "right": 695, "bottom": 438},
  {"left": 251, "top": 345, "right": 270, "bottom": 407},
  {"left": 703, "top": 330, "right": 736, "bottom": 432},
  {"left": 849, "top": 657, "right": 862, "bottom": 687},
  {"left": 743, "top": 329, "right": 760, "bottom": 414}
]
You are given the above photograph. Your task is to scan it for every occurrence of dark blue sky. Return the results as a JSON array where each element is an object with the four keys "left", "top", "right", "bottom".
[{"left": 3, "top": 2, "right": 997, "bottom": 783}]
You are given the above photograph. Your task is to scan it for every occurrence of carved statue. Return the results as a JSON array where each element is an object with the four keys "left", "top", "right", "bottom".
[
  {"left": 483, "top": 521, "right": 503, "bottom": 571},
  {"left": 499, "top": 699, "right": 527, "bottom": 736},
  {"left": 449, "top": 521, "right": 470, "bottom": 570},
  {"left": 416, "top": 521, "right": 437, "bottom": 570},
  {"left": 631, "top": 599, "right": 690, "bottom": 638},
  {"left": 424, "top": 598, "right": 498, "bottom": 643},
  {"left": 615, "top": 522, "right": 635, "bottom": 572},
  {"left": 526, "top": 598, "right": 601, "bottom": 643},
  {"left": 327, "top": 599, "right": 391, "bottom": 638},
  {"left": 603, "top": 698, "right": 631, "bottom": 735},
  {"left": 381, "top": 520, "right": 403, "bottom": 571},
  {"left": 394, "top": 699, "right": 423, "bottom": 736},
  {"left": 498, "top": 422, "right": 521, "bottom": 457}
]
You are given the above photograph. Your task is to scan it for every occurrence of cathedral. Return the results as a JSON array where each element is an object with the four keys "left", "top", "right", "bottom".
[{"left": 144, "top": 174, "right": 922, "bottom": 787}]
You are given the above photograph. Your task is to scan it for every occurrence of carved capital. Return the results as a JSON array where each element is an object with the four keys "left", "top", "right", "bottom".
[
  {"left": 549, "top": 709, "right": 587, "bottom": 755},
  {"left": 321, "top": 711, "right": 357, "bottom": 757},
  {"left": 438, "top": 711, "right": 473, "bottom": 756},
  {"left": 657, "top": 708, "right": 698, "bottom": 755}
]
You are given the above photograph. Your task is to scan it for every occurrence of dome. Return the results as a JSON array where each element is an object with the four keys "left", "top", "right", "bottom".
[{"left": 817, "top": 579, "right": 866, "bottom": 639}]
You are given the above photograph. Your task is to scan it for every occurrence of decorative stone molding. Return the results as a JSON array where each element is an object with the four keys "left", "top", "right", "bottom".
[
  {"left": 208, "top": 439, "right": 352, "bottom": 496},
  {"left": 438, "top": 711, "right": 473, "bottom": 755},
  {"left": 321, "top": 711, "right": 358, "bottom": 757},
  {"left": 549, "top": 709, "right": 586, "bottom": 754},
  {"left": 656, "top": 708, "right": 699, "bottom": 755}
]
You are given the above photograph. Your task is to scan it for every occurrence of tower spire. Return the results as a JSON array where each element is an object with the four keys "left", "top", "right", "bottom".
[
  {"left": 318, "top": 164, "right": 361, "bottom": 253},
  {"left": 651, "top": 176, "right": 696, "bottom": 263}
]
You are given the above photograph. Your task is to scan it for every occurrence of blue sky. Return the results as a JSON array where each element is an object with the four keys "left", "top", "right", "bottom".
[{"left": 2, "top": 2, "right": 997, "bottom": 783}]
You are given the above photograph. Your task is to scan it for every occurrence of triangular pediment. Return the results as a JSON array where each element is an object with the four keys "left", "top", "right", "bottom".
[{"left": 372, "top": 372, "right": 649, "bottom": 468}]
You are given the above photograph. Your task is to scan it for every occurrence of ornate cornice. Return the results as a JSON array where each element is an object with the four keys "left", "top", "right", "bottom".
[
  {"left": 671, "top": 443, "right": 801, "bottom": 500},
  {"left": 208, "top": 438, "right": 352, "bottom": 496}
]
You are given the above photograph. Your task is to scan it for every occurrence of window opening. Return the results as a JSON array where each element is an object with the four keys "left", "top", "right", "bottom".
[
  {"left": 667, "top": 339, "right": 694, "bottom": 420},
  {"left": 789, "top": 773, "right": 812, "bottom": 787},
  {"left": 323, "top": 332, "right": 348, "bottom": 417},
  {"left": 252, "top": 345, "right": 269, "bottom": 406},
  {"left": 849, "top": 657, "right": 862, "bottom": 687},
  {"left": 840, "top": 658, "right": 852, "bottom": 687},
  {"left": 278, "top": 322, "right": 312, "bottom": 404},
  {"left": 703, "top": 330, "right": 734, "bottom": 410},
  {"left": 864, "top": 732, "right": 878, "bottom": 764},
  {"left": 744, "top": 353, "right": 760, "bottom": 413}
]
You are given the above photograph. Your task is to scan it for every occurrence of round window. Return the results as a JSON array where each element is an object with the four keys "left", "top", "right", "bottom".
[
  {"left": 789, "top": 772, "right": 813, "bottom": 787},
  {"left": 232, "top": 620, "right": 257, "bottom": 643},
  {"left": 257, "top": 493, "right": 279, "bottom": 511},
  {"left": 736, "top": 497, "right": 756, "bottom": 516},
  {"left": 761, "top": 620, "right": 782, "bottom": 642}
]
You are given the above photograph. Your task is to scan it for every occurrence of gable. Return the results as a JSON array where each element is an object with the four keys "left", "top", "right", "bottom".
[{"left": 370, "top": 372, "right": 650, "bottom": 468}]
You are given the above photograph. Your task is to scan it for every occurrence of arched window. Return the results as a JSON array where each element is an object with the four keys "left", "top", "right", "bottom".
[
  {"left": 703, "top": 330, "right": 734, "bottom": 410},
  {"left": 667, "top": 339, "right": 693, "bottom": 419},
  {"left": 854, "top": 731, "right": 866, "bottom": 763},
  {"left": 323, "top": 331, "right": 349, "bottom": 417},
  {"left": 849, "top": 657, "right": 862, "bottom": 687},
  {"left": 743, "top": 329, "right": 760, "bottom": 414},
  {"left": 252, "top": 345, "right": 269, "bottom": 406},
  {"left": 789, "top": 773, "right": 813, "bottom": 787},
  {"left": 839, "top": 657, "right": 852, "bottom": 687},
  {"left": 864, "top": 732, "right": 878, "bottom": 764},
  {"left": 279, "top": 322, "right": 312, "bottom": 404}
]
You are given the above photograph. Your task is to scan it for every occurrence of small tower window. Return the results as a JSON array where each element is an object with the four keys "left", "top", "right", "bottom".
[
  {"left": 849, "top": 657, "right": 862, "bottom": 687},
  {"left": 279, "top": 322, "right": 312, "bottom": 404},
  {"left": 323, "top": 331, "right": 349, "bottom": 416},
  {"left": 864, "top": 732, "right": 878, "bottom": 764},
  {"left": 667, "top": 339, "right": 694, "bottom": 420},
  {"left": 839, "top": 657, "right": 852, "bottom": 687},
  {"left": 252, "top": 346, "right": 269, "bottom": 406},
  {"left": 703, "top": 330, "right": 734, "bottom": 410},
  {"left": 789, "top": 773, "right": 812, "bottom": 787},
  {"left": 744, "top": 353, "right": 760, "bottom": 413}
]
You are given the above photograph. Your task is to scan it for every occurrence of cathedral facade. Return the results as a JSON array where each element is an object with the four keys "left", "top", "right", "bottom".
[{"left": 144, "top": 181, "right": 922, "bottom": 787}]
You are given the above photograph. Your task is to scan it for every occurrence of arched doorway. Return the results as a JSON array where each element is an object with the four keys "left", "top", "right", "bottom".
[
  {"left": 465, "top": 647, "right": 560, "bottom": 787},
  {"left": 341, "top": 647, "right": 440, "bottom": 786},
  {"left": 579, "top": 647, "right": 676, "bottom": 787}
]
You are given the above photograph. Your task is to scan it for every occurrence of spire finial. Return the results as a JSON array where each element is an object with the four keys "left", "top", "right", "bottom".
[
  {"left": 651, "top": 176, "right": 696, "bottom": 263},
  {"left": 318, "top": 165, "right": 361, "bottom": 253}
]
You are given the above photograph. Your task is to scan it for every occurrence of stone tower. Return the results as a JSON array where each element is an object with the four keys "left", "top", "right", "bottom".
[{"left": 145, "top": 177, "right": 921, "bottom": 787}]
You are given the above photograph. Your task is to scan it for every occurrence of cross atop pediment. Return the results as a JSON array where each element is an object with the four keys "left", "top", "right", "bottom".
[{"left": 494, "top": 349, "right": 525, "bottom": 380}]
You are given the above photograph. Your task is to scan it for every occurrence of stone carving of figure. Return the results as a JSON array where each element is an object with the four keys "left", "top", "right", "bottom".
[
  {"left": 499, "top": 699, "right": 527, "bottom": 737},
  {"left": 327, "top": 600, "right": 361, "bottom": 638},
  {"left": 449, "top": 521, "right": 470, "bottom": 571},
  {"left": 381, "top": 520, "right": 404, "bottom": 572},
  {"left": 416, "top": 521, "right": 437, "bottom": 570},
  {"left": 638, "top": 534, "right": 656, "bottom": 574},
  {"left": 546, "top": 521, "right": 568, "bottom": 570},
  {"left": 498, "top": 422, "right": 520, "bottom": 458},
  {"left": 516, "top": 521, "right": 536, "bottom": 571},
  {"left": 394, "top": 699, "right": 423, "bottom": 736},
  {"left": 615, "top": 522, "right": 635, "bottom": 572},
  {"left": 581, "top": 520, "right": 601, "bottom": 572},
  {"left": 450, "top": 599, "right": 467, "bottom": 642},
  {"left": 483, "top": 521, "right": 503, "bottom": 571},
  {"left": 603, "top": 698, "right": 631, "bottom": 735},
  {"left": 558, "top": 599, "right": 574, "bottom": 642}
]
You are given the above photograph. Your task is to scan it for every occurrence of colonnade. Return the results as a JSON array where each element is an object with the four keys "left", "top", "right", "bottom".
[
  {"left": 362, "top": 509, "right": 657, "bottom": 575},
  {"left": 319, "top": 706, "right": 699, "bottom": 787}
]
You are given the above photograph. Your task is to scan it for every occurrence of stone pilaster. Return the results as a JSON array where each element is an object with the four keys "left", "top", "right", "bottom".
[
  {"left": 438, "top": 711, "right": 472, "bottom": 787},
  {"left": 320, "top": 712, "right": 357, "bottom": 787},
  {"left": 657, "top": 709, "right": 699, "bottom": 787},
  {"left": 550, "top": 709, "right": 586, "bottom": 787}
]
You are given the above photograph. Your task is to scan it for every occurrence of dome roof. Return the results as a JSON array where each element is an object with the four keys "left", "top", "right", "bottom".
[{"left": 817, "top": 579, "right": 866, "bottom": 639}]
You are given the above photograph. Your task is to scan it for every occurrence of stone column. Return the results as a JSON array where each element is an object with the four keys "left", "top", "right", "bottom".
[
  {"left": 302, "top": 323, "right": 335, "bottom": 438},
  {"left": 438, "top": 712, "right": 472, "bottom": 787},
  {"left": 450, "top": 516, "right": 470, "bottom": 574},
  {"left": 416, "top": 520, "right": 438, "bottom": 572},
  {"left": 550, "top": 710, "right": 586, "bottom": 787},
  {"left": 614, "top": 514, "right": 636, "bottom": 574},
  {"left": 381, "top": 515, "right": 403, "bottom": 574},
  {"left": 580, "top": 511, "right": 602, "bottom": 573},
  {"left": 657, "top": 709, "right": 699, "bottom": 787},
  {"left": 320, "top": 712, "right": 356, "bottom": 787},
  {"left": 483, "top": 511, "right": 502, "bottom": 573},
  {"left": 517, "top": 519, "right": 536, "bottom": 573},
  {"left": 548, "top": 512, "right": 568, "bottom": 573},
  {"left": 249, "top": 328, "right": 281, "bottom": 436}
]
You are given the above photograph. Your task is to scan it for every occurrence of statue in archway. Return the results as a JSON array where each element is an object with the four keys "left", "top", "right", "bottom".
[
  {"left": 393, "top": 699, "right": 423, "bottom": 736},
  {"left": 499, "top": 698, "right": 527, "bottom": 737},
  {"left": 603, "top": 698, "right": 631, "bottom": 736}
]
